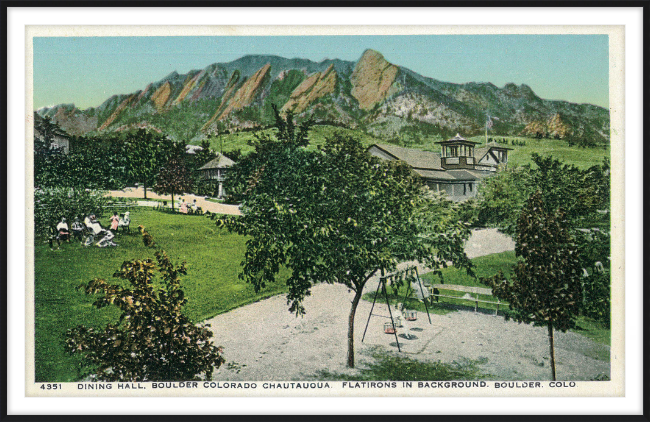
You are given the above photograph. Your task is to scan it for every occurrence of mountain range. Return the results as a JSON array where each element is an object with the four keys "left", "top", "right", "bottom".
[{"left": 36, "top": 49, "right": 610, "bottom": 143}]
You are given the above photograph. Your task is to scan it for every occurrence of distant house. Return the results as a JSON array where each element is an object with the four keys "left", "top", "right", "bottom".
[
  {"left": 185, "top": 144, "right": 204, "bottom": 155},
  {"left": 33, "top": 113, "right": 71, "bottom": 154},
  {"left": 368, "top": 134, "right": 511, "bottom": 201},
  {"left": 198, "top": 154, "right": 236, "bottom": 198}
]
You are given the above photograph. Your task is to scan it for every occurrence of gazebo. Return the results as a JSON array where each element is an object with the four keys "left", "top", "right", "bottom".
[{"left": 198, "top": 154, "right": 236, "bottom": 198}]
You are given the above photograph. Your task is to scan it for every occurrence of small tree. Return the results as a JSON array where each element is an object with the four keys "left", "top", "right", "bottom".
[
  {"left": 481, "top": 191, "right": 583, "bottom": 380},
  {"left": 34, "top": 187, "right": 107, "bottom": 236},
  {"left": 64, "top": 227, "right": 225, "bottom": 381},
  {"left": 219, "top": 108, "right": 473, "bottom": 368},
  {"left": 155, "top": 156, "right": 194, "bottom": 210}
]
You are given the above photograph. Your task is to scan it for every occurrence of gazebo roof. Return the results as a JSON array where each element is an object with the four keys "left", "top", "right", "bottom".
[{"left": 198, "top": 154, "right": 236, "bottom": 170}]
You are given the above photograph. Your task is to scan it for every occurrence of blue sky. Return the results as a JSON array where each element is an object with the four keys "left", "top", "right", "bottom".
[{"left": 33, "top": 34, "right": 609, "bottom": 110}]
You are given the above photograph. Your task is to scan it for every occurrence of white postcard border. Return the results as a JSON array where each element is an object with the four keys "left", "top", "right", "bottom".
[{"left": 8, "top": 6, "right": 644, "bottom": 415}]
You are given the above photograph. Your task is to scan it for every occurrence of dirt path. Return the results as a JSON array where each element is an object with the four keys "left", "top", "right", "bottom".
[
  {"left": 106, "top": 187, "right": 241, "bottom": 216},
  {"left": 204, "top": 229, "right": 609, "bottom": 381}
]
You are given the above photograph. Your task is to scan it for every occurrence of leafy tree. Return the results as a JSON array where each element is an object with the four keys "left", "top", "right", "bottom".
[
  {"left": 155, "top": 156, "right": 194, "bottom": 210},
  {"left": 218, "top": 109, "right": 473, "bottom": 368},
  {"left": 34, "top": 116, "right": 76, "bottom": 189},
  {"left": 124, "top": 129, "right": 176, "bottom": 199},
  {"left": 193, "top": 140, "right": 217, "bottom": 169},
  {"left": 70, "top": 132, "right": 132, "bottom": 190},
  {"left": 223, "top": 105, "right": 310, "bottom": 204},
  {"left": 222, "top": 148, "right": 243, "bottom": 163},
  {"left": 64, "top": 227, "right": 225, "bottom": 381},
  {"left": 477, "top": 154, "right": 609, "bottom": 236},
  {"left": 481, "top": 191, "right": 583, "bottom": 380},
  {"left": 475, "top": 165, "right": 531, "bottom": 235},
  {"left": 477, "top": 155, "right": 611, "bottom": 323}
]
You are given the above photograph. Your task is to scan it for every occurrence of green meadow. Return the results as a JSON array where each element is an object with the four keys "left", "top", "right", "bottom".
[{"left": 466, "top": 135, "right": 610, "bottom": 169}]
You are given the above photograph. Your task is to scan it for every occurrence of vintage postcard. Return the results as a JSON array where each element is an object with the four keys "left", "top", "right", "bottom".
[{"left": 23, "top": 22, "right": 625, "bottom": 403}]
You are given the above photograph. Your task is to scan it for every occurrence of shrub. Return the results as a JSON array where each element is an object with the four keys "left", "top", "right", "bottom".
[
  {"left": 34, "top": 187, "right": 108, "bottom": 237},
  {"left": 64, "top": 227, "right": 225, "bottom": 381}
]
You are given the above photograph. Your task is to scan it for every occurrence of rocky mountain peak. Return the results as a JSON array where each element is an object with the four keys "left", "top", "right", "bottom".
[{"left": 351, "top": 49, "right": 400, "bottom": 109}]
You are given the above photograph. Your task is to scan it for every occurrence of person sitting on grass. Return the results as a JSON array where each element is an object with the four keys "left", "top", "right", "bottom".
[
  {"left": 71, "top": 217, "right": 85, "bottom": 242},
  {"left": 110, "top": 212, "right": 119, "bottom": 233},
  {"left": 84, "top": 214, "right": 93, "bottom": 229},
  {"left": 118, "top": 211, "right": 131, "bottom": 233},
  {"left": 83, "top": 214, "right": 94, "bottom": 246},
  {"left": 83, "top": 215, "right": 103, "bottom": 247},
  {"left": 56, "top": 217, "right": 70, "bottom": 242},
  {"left": 88, "top": 216, "right": 117, "bottom": 248}
]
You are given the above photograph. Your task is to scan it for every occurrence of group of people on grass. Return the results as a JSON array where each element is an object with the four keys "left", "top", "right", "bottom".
[
  {"left": 53, "top": 211, "right": 130, "bottom": 248},
  {"left": 179, "top": 199, "right": 199, "bottom": 214}
]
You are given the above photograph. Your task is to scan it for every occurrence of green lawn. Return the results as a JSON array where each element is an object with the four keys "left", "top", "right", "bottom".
[{"left": 34, "top": 208, "right": 289, "bottom": 382}]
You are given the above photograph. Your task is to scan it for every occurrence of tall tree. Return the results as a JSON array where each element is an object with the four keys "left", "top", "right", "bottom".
[
  {"left": 218, "top": 108, "right": 473, "bottom": 368},
  {"left": 155, "top": 156, "right": 194, "bottom": 211},
  {"left": 124, "top": 129, "right": 176, "bottom": 199},
  {"left": 477, "top": 155, "right": 611, "bottom": 324},
  {"left": 481, "top": 191, "right": 583, "bottom": 380}
]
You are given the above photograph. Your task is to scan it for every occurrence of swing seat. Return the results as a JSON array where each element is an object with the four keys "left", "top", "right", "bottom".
[
  {"left": 384, "top": 322, "right": 397, "bottom": 334},
  {"left": 404, "top": 310, "right": 418, "bottom": 321}
]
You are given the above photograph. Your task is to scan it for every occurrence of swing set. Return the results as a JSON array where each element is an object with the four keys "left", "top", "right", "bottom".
[{"left": 361, "top": 266, "right": 432, "bottom": 352}]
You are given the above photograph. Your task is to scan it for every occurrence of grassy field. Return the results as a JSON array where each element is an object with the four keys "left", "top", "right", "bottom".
[
  {"left": 365, "top": 251, "right": 611, "bottom": 347},
  {"left": 467, "top": 135, "right": 609, "bottom": 169},
  {"left": 34, "top": 208, "right": 289, "bottom": 382}
]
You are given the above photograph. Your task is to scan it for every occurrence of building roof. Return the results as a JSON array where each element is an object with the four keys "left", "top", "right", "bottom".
[
  {"left": 370, "top": 144, "right": 443, "bottom": 171},
  {"left": 475, "top": 142, "right": 512, "bottom": 161},
  {"left": 474, "top": 146, "right": 490, "bottom": 161},
  {"left": 416, "top": 169, "right": 487, "bottom": 182},
  {"left": 413, "top": 169, "right": 457, "bottom": 181},
  {"left": 435, "top": 133, "right": 480, "bottom": 146},
  {"left": 198, "top": 154, "right": 236, "bottom": 170},
  {"left": 185, "top": 144, "right": 204, "bottom": 155},
  {"left": 447, "top": 170, "right": 481, "bottom": 181}
]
